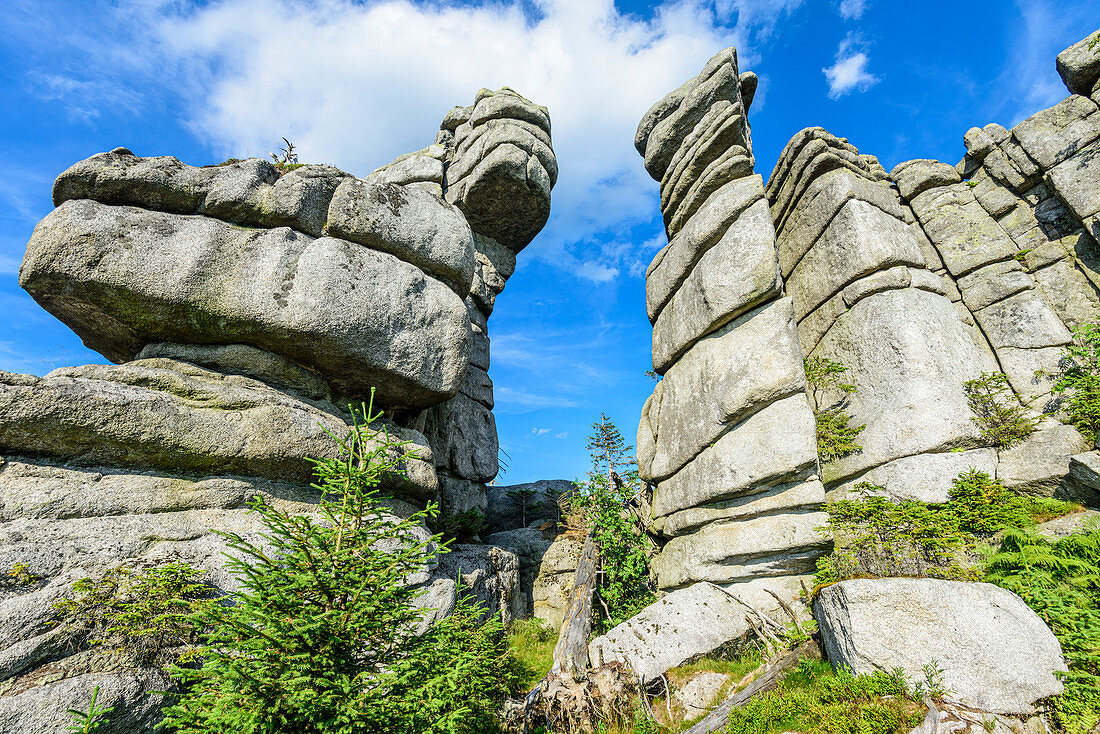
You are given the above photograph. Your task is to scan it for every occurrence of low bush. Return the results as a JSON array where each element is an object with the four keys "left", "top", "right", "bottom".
[
  {"left": 723, "top": 658, "right": 923, "bottom": 734},
  {"left": 815, "top": 471, "right": 1078, "bottom": 586},
  {"left": 1050, "top": 321, "right": 1100, "bottom": 443},
  {"left": 504, "top": 618, "right": 557, "bottom": 693},
  {"left": 161, "top": 396, "right": 519, "bottom": 734},
  {"left": 963, "top": 371, "right": 1038, "bottom": 448},
  {"left": 53, "top": 562, "right": 210, "bottom": 662}
]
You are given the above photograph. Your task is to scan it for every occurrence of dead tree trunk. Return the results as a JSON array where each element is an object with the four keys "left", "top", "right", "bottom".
[
  {"left": 681, "top": 637, "right": 822, "bottom": 734},
  {"left": 551, "top": 528, "right": 599, "bottom": 675}
]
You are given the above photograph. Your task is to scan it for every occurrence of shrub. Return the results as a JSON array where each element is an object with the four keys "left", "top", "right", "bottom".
[
  {"left": 162, "top": 396, "right": 516, "bottom": 734},
  {"left": 985, "top": 527, "right": 1100, "bottom": 733},
  {"left": 815, "top": 484, "right": 977, "bottom": 585},
  {"left": 804, "top": 357, "right": 865, "bottom": 463},
  {"left": 723, "top": 658, "right": 923, "bottom": 734},
  {"left": 573, "top": 414, "right": 656, "bottom": 630},
  {"left": 2, "top": 562, "right": 40, "bottom": 589},
  {"left": 1050, "top": 321, "right": 1100, "bottom": 442},
  {"left": 53, "top": 562, "right": 210, "bottom": 662},
  {"left": 963, "top": 372, "right": 1037, "bottom": 447}
]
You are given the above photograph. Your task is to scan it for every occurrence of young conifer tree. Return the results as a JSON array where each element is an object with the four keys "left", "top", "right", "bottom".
[
  {"left": 575, "top": 414, "right": 655, "bottom": 628},
  {"left": 162, "top": 393, "right": 518, "bottom": 734}
]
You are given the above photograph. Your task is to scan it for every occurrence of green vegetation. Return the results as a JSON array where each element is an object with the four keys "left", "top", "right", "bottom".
[
  {"left": 816, "top": 468, "right": 1097, "bottom": 732},
  {"left": 65, "top": 686, "right": 114, "bottom": 733},
  {"left": 804, "top": 357, "right": 865, "bottom": 463},
  {"left": 1015, "top": 248, "right": 1033, "bottom": 263},
  {"left": 505, "top": 618, "right": 558, "bottom": 692},
  {"left": 158, "top": 396, "right": 519, "bottom": 734},
  {"left": 573, "top": 414, "right": 657, "bottom": 631},
  {"left": 985, "top": 527, "right": 1100, "bottom": 733},
  {"left": 53, "top": 562, "right": 211, "bottom": 662},
  {"left": 723, "top": 658, "right": 923, "bottom": 734},
  {"left": 2, "top": 562, "right": 39, "bottom": 589},
  {"left": 966, "top": 180, "right": 979, "bottom": 188},
  {"left": 1050, "top": 322, "right": 1100, "bottom": 443},
  {"left": 963, "top": 371, "right": 1038, "bottom": 447},
  {"left": 437, "top": 507, "right": 489, "bottom": 541},
  {"left": 815, "top": 470, "right": 1078, "bottom": 585}
]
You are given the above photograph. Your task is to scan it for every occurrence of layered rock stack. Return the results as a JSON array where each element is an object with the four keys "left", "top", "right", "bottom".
[
  {"left": 0, "top": 89, "right": 554, "bottom": 731},
  {"left": 767, "top": 131, "right": 999, "bottom": 502},
  {"left": 634, "top": 49, "right": 828, "bottom": 605},
  {"left": 424, "top": 88, "right": 558, "bottom": 515}
]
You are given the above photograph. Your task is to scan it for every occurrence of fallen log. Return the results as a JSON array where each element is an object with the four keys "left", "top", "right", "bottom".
[{"left": 681, "top": 636, "right": 823, "bottom": 734}]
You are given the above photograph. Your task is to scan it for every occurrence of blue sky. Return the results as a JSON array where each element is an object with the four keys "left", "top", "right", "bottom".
[{"left": 2, "top": 0, "right": 1098, "bottom": 485}]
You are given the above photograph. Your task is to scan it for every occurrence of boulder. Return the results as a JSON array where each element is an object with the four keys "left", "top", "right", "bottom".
[
  {"left": 648, "top": 394, "right": 817, "bottom": 518},
  {"left": 445, "top": 89, "right": 555, "bottom": 252},
  {"left": 533, "top": 536, "right": 584, "bottom": 631},
  {"left": 422, "top": 392, "right": 499, "bottom": 483},
  {"left": 814, "top": 578, "right": 1067, "bottom": 714},
  {"left": 640, "top": 48, "right": 742, "bottom": 181},
  {"left": 435, "top": 544, "right": 523, "bottom": 625},
  {"left": 996, "top": 422, "right": 1088, "bottom": 498},
  {"left": 20, "top": 199, "right": 471, "bottom": 409},
  {"left": 646, "top": 175, "right": 764, "bottom": 321},
  {"left": 1056, "top": 30, "right": 1100, "bottom": 96},
  {"left": 1011, "top": 95, "right": 1100, "bottom": 170},
  {"left": 325, "top": 178, "right": 476, "bottom": 294},
  {"left": 0, "top": 668, "right": 173, "bottom": 734},
  {"left": 908, "top": 186, "right": 1018, "bottom": 277},
  {"left": 1035, "top": 508, "right": 1100, "bottom": 538},
  {"left": 587, "top": 582, "right": 754, "bottom": 681},
  {"left": 775, "top": 167, "right": 905, "bottom": 278},
  {"left": 657, "top": 478, "right": 825, "bottom": 537},
  {"left": 0, "top": 360, "right": 437, "bottom": 499},
  {"left": 827, "top": 449, "right": 997, "bottom": 504},
  {"left": 786, "top": 198, "right": 926, "bottom": 321},
  {"left": 890, "top": 159, "right": 962, "bottom": 201},
  {"left": 676, "top": 672, "right": 730, "bottom": 719},
  {"left": 1068, "top": 451, "right": 1100, "bottom": 506},
  {"left": 1046, "top": 140, "right": 1100, "bottom": 222},
  {"left": 134, "top": 343, "right": 331, "bottom": 401}
]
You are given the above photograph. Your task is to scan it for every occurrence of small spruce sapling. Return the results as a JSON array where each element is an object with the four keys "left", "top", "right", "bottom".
[
  {"left": 963, "top": 371, "right": 1037, "bottom": 448},
  {"left": 66, "top": 686, "right": 113, "bottom": 734},
  {"left": 804, "top": 357, "right": 865, "bottom": 462},
  {"left": 162, "top": 391, "right": 515, "bottom": 734},
  {"left": 574, "top": 414, "right": 656, "bottom": 628},
  {"left": 506, "top": 486, "right": 539, "bottom": 528}
]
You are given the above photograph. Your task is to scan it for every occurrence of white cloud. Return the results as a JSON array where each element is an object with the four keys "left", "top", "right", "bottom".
[
  {"left": 823, "top": 33, "right": 878, "bottom": 99},
  {"left": 556, "top": 431, "right": 570, "bottom": 439},
  {"left": 532, "top": 427, "right": 551, "bottom": 436},
  {"left": 90, "top": 0, "right": 805, "bottom": 283},
  {"left": 837, "top": 0, "right": 866, "bottom": 20}
]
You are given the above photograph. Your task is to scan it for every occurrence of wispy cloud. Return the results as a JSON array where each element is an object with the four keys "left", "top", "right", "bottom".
[
  {"left": 496, "top": 387, "right": 581, "bottom": 413},
  {"left": 24, "top": 71, "right": 142, "bottom": 124},
  {"left": 823, "top": 33, "right": 879, "bottom": 99},
  {"left": 838, "top": 0, "right": 867, "bottom": 20}
]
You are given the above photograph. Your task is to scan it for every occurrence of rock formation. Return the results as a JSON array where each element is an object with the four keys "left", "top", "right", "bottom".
[
  {"left": 0, "top": 88, "right": 555, "bottom": 731},
  {"left": 632, "top": 31, "right": 1100, "bottom": 605},
  {"left": 633, "top": 49, "right": 828, "bottom": 612}
]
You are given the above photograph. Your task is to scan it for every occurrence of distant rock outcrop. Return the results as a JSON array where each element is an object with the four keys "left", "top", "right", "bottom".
[{"left": 1, "top": 88, "right": 556, "bottom": 731}]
